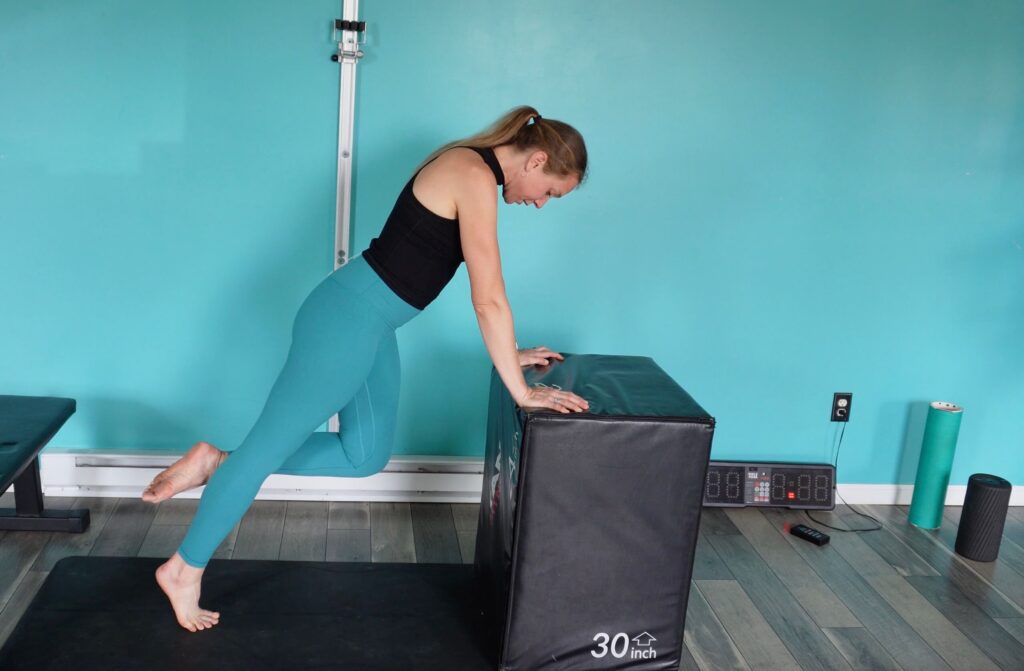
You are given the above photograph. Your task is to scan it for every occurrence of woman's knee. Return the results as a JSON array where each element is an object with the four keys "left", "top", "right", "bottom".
[
  {"left": 353, "top": 442, "right": 393, "bottom": 475},
  {"left": 345, "top": 418, "right": 396, "bottom": 471}
]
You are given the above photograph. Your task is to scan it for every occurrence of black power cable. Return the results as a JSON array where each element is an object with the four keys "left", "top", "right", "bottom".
[{"left": 805, "top": 421, "right": 882, "bottom": 532}]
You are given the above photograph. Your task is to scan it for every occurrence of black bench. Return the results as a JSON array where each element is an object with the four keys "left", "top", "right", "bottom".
[{"left": 0, "top": 395, "right": 90, "bottom": 532}]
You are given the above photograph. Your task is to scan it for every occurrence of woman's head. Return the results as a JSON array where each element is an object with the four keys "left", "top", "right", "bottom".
[
  {"left": 496, "top": 107, "right": 588, "bottom": 185},
  {"left": 416, "top": 105, "right": 588, "bottom": 205}
]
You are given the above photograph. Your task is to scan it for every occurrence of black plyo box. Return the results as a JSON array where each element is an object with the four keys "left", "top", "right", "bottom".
[{"left": 474, "top": 353, "right": 715, "bottom": 670}]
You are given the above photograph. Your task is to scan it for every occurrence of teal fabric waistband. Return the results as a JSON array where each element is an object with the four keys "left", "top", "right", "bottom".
[{"left": 327, "top": 253, "right": 422, "bottom": 329}]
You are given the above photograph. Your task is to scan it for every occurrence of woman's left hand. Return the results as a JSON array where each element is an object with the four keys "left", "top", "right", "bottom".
[{"left": 517, "top": 345, "right": 564, "bottom": 367}]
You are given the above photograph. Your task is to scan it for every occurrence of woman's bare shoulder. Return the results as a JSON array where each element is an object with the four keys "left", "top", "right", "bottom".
[
  {"left": 428, "top": 146, "right": 486, "bottom": 172},
  {"left": 414, "top": 147, "right": 492, "bottom": 219},
  {"left": 418, "top": 147, "right": 492, "bottom": 190}
]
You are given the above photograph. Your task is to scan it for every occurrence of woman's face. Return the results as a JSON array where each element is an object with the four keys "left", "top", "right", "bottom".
[{"left": 502, "top": 150, "right": 579, "bottom": 209}]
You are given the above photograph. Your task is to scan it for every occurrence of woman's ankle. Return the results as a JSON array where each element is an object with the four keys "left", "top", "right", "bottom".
[{"left": 170, "top": 551, "right": 206, "bottom": 576}]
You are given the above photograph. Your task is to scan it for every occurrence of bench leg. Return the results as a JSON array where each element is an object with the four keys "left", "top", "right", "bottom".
[{"left": 0, "top": 456, "right": 90, "bottom": 533}]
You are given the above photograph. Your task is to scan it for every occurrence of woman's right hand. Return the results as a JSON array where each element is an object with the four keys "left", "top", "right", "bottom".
[{"left": 517, "top": 386, "right": 590, "bottom": 414}]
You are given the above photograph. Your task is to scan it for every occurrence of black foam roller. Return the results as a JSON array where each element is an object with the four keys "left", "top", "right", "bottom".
[{"left": 955, "top": 473, "right": 1012, "bottom": 562}]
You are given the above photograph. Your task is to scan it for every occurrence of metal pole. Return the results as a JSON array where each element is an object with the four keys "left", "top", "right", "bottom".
[
  {"left": 333, "top": 0, "right": 364, "bottom": 270},
  {"left": 329, "top": 0, "right": 365, "bottom": 434}
]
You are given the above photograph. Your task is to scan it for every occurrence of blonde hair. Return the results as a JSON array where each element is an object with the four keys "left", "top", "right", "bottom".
[{"left": 413, "top": 105, "right": 588, "bottom": 183}]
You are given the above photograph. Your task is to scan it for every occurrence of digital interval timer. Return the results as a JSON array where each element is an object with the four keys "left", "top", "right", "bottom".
[{"left": 702, "top": 461, "right": 836, "bottom": 510}]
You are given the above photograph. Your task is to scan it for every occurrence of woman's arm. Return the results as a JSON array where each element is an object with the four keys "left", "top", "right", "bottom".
[
  {"left": 451, "top": 154, "right": 588, "bottom": 414},
  {"left": 455, "top": 163, "right": 531, "bottom": 404}
]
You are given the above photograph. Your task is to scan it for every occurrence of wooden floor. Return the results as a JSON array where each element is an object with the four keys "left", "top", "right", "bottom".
[{"left": 1, "top": 493, "right": 1022, "bottom": 670}]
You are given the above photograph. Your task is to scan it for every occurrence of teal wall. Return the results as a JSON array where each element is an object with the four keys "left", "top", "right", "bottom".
[{"left": 2, "top": 1, "right": 1021, "bottom": 486}]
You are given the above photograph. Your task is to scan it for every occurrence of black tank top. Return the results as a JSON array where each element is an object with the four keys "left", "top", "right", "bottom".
[{"left": 361, "top": 146, "right": 504, "bottom": 310}]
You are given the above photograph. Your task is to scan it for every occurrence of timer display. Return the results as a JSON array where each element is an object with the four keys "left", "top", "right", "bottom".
[
  {"left": 703, "top": 465, "right": 745, "bottom": 505},
  {"left": 702, "top": 461, "right": 835, "bottom": 510}
]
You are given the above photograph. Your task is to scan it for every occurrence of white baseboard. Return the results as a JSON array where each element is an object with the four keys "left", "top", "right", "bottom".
[
  {"left": 837, "top": 483, "right": 1024, "bottom": 506},
  {"left": 29, "top": 450, "right": 485, "bottom": 504},
  {"left": 6, "top": 451, "right": 1021, "bottom": 506}
]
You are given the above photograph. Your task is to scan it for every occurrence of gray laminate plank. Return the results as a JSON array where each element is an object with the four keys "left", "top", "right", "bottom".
[
  {"left": 994, "top": 618, "right": 1024, "bottom": 646},
  {"left": 411, "top": 503, "right": 461, "bottom": 564},
  {"left": 0, "top": 529, "right": 51, "bottom": 611},
  {"left": 691, "top": 532, "right": 733, "bottom": 580},
  {"left": 327, "top": 529, "right": 371, "bottom": 562},
  {"left": 761, "top": 507, "right": 951, "bottom": 671},
  {"left": 328, "top": 501, "right": 369, "bottom": 530},
  {"left": 280, "top": 501, "right": 328, "bottom": 562},
  {"left": 955, "top": 550, "right": 1024, "bottom": 610},
  {"left": 822, "top": 507, "right": 905, "bottom": 580},
  {"left": 699, "top": 508, "right": 741, "bottom": 536},
  {"left": 704, "top": 531, "right": 852, "bottom": 670},
  {"left": 231, "top": 500, "right": 287, "bottom": 561},
  {"left": 682, "top": 582, "right": 750, "bottom": 671},
  {"left": 138, "top": 523, "right": 188, "bottom": 559},
  {"left": 992, "top": 539, "right": 1024, "bottom": 583},
  {"left": 678, "top": 642, "right": 701, "bottom": 671},
  {"left": 1002, "top": 515, "right": 1024, "bottom": 549},
  {"left": 821, "top": 627, "right": 902, "bottom": 671},
  {"left": 800, "top": 507, "right": 849, "bottom": 530},
  {"left": 152, "top": 498, "right": 197, "bottom": 526},
  {"left": 866, "top": 574, "right": 999, "bottom": 670},
  {"left": 89, "top": 497, "right": 157, "bottom": 558},
  {"left": 934, "top": 507, "right": 961, "bottom": 550},
  {"left": 0, "top": 569, "right": 48, "bottom": 650},
  {"left": 370, "top": 502, "right": 415, "bottom": 563},
  {"left": 451, "top": 503, "right": 478, "bottom": 533},
  {"left": 457, "top": 530, "right": 476, "bottom": 565},
  {"left": 30, "top": 496, "right": 118, "bottom": 572},
  {"left": 697, "top": 579, "right": 800, "bottom": 671},
  {"left": 906, "top": 575, "right": 1024, "bottom": 671},
  {"left": 725, "top": 508, "right": 860, "bottom": 627},
  {"left": 865, "top": 505, "right": 1024, "bottom": 618},
  {"left": 842, "top": 512, "right": 939, "bottom": 577}
]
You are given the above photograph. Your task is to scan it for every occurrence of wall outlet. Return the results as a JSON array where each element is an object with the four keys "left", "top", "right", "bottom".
[{"left": 831, "top": 392, "right": 852, "bottom": 422}]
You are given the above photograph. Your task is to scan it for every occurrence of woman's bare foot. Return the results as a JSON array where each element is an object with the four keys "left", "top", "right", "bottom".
[
  {"left": 142, "top": 441, "right": 228, "bottom": 503},
  {"left": 155, "top": 552, "right": 220, "bottom": 632}
]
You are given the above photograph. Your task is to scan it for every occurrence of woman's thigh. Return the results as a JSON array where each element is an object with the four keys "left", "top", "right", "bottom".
[
  {"left": 275, "top": 329, "right": 401, "bottom": 476},
  {"left": 339, "top": 329, "right": 401, "bottom": 470},
  {"left": 237, "top": 276, "right": 389, "bottom": 459}
]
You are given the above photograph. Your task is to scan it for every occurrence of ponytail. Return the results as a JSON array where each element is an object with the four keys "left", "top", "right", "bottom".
[{"left": 413, "top": 105, "right": 588, "bottom": 183}]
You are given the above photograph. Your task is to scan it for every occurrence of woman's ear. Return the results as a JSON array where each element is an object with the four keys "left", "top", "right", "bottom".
[{"left": 529, "top": 150, "right": 549, "bottom": 171}]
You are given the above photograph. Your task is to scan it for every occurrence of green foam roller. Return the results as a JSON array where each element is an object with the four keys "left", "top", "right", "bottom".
[{"left": 908, "top": 401, "right": 963, "bottom": 529}]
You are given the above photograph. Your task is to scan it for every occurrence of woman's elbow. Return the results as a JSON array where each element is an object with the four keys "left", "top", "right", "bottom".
[{"left": 472, "top": 298, "right": 510, "bottom": 316}]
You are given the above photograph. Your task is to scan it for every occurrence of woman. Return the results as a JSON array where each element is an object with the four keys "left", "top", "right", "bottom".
[{"left": 141, "top": 105, "right": 590, "bottom": 632}]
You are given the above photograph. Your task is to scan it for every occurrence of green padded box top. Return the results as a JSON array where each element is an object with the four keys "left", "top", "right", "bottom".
[
  {"left": 0, "top": 395, "right": 76, "bottom": 492},
  {"left": 515, "top": 353, "right": 713, "bottom": 423}
]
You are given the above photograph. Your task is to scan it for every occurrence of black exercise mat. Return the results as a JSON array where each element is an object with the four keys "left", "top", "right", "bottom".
[{"left": 0, "top": 556, "right": 496, "bottom": 670}]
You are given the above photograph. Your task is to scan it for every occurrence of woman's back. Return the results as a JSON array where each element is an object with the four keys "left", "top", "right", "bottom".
[{"left": 361, "top": 146, "right": 505, "bottom": 311}]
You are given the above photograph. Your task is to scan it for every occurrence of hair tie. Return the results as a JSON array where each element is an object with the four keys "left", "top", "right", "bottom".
[{"left": 533, "top": 114, "right": 542, "bottom": 123}]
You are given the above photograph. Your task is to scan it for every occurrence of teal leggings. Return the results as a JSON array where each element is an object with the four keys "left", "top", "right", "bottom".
[{"left": 177, "top": 254, "right": 421, "bottom": 568}]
